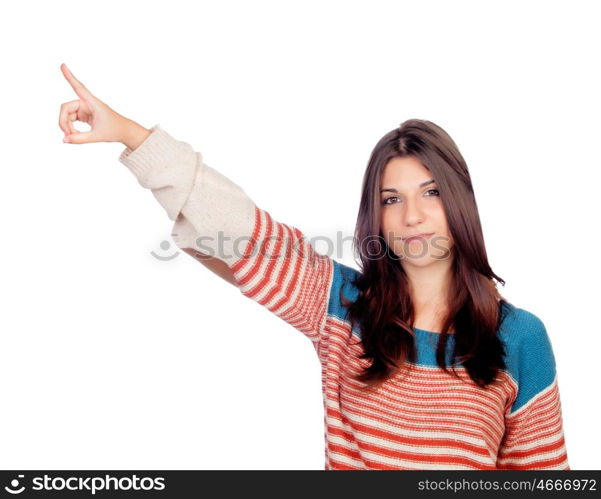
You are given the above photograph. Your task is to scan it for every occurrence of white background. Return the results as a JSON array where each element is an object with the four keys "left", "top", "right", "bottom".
[{"left": 1, "top": 0, "right": 598, "bottom": 470}]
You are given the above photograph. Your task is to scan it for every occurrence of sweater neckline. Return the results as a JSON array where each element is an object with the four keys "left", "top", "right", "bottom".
[{"left": 413, "top": 327, "right": 455, "bottom": 335}]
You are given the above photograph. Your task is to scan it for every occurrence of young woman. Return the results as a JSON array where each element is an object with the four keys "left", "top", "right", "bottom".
[{"left": 59, "top": 63, "right": 570, "bottom": 470}]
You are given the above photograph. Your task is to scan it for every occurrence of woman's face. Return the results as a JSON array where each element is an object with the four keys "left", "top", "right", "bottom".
[{"left": 379, "top": 156, "right": 454, "bottom": 267}]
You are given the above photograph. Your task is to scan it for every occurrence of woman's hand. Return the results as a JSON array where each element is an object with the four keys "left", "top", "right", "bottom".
[{"left": 58, "top": 63, "right": 134, "bottom": 145}]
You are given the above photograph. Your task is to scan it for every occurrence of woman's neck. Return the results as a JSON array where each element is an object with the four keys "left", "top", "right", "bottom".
[{"left": 405, "top": 261, "right": 453, "bottom": 311}]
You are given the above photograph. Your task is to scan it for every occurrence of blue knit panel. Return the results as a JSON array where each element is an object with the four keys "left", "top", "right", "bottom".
[
  {"left": 327, "top": 260, "right": 361, "bottom": 331},
  {"left": 498, "top": 306, "right": 557, "bottom": 414},
  {"left": 412, "top": 329, "right": 457, "bottom": 367}
]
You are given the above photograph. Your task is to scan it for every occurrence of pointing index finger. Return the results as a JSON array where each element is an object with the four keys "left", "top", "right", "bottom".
[{"left": 60, "top": 63, "right": 93, "bottom": 100}]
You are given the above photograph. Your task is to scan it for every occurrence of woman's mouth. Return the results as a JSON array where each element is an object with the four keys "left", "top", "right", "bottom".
[{"left": 404, "top": 233, "right": 434, "bottom": 243}]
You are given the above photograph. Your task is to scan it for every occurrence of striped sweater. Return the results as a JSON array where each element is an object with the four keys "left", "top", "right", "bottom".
[{"left": 119, "top": 124, "right": 570, "bottom": 470}]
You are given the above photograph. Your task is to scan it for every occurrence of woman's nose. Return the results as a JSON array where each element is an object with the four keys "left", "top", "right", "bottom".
[{"left": 403, "top": 197, "right": 424, "bottom": 225}]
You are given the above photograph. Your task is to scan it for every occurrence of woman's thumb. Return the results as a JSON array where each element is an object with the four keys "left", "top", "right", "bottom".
[{"left": 64, "top": 132, "right": 93, "bottom": 144}]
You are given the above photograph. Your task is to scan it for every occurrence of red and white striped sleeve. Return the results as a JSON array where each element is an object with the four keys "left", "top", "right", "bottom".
[{"left": 230, "top": 205, "right": 334, "bottom": 345}]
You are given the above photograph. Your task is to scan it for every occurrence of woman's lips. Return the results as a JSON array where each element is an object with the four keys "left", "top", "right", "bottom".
[{"left": 404, "top": 233, "right": 433, "bottom": 243}]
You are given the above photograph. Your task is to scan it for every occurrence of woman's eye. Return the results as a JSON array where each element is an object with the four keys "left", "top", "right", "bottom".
[{"left": 382, "top": 190, "right": 439, "bottom": 205}]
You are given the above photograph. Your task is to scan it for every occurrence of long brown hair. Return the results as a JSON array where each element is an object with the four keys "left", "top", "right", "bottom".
[{"left": 342, "top": 119, "right": 509, "bottom": 391}]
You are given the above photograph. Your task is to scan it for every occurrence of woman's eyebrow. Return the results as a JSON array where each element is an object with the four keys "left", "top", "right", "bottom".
[{"left": 380, "top": 179, "right": 436, "bottom": 193}]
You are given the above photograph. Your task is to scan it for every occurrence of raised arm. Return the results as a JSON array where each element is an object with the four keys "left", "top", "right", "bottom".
[{"left": 58, "top": 63, "right": 335, "bottom": 349}]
